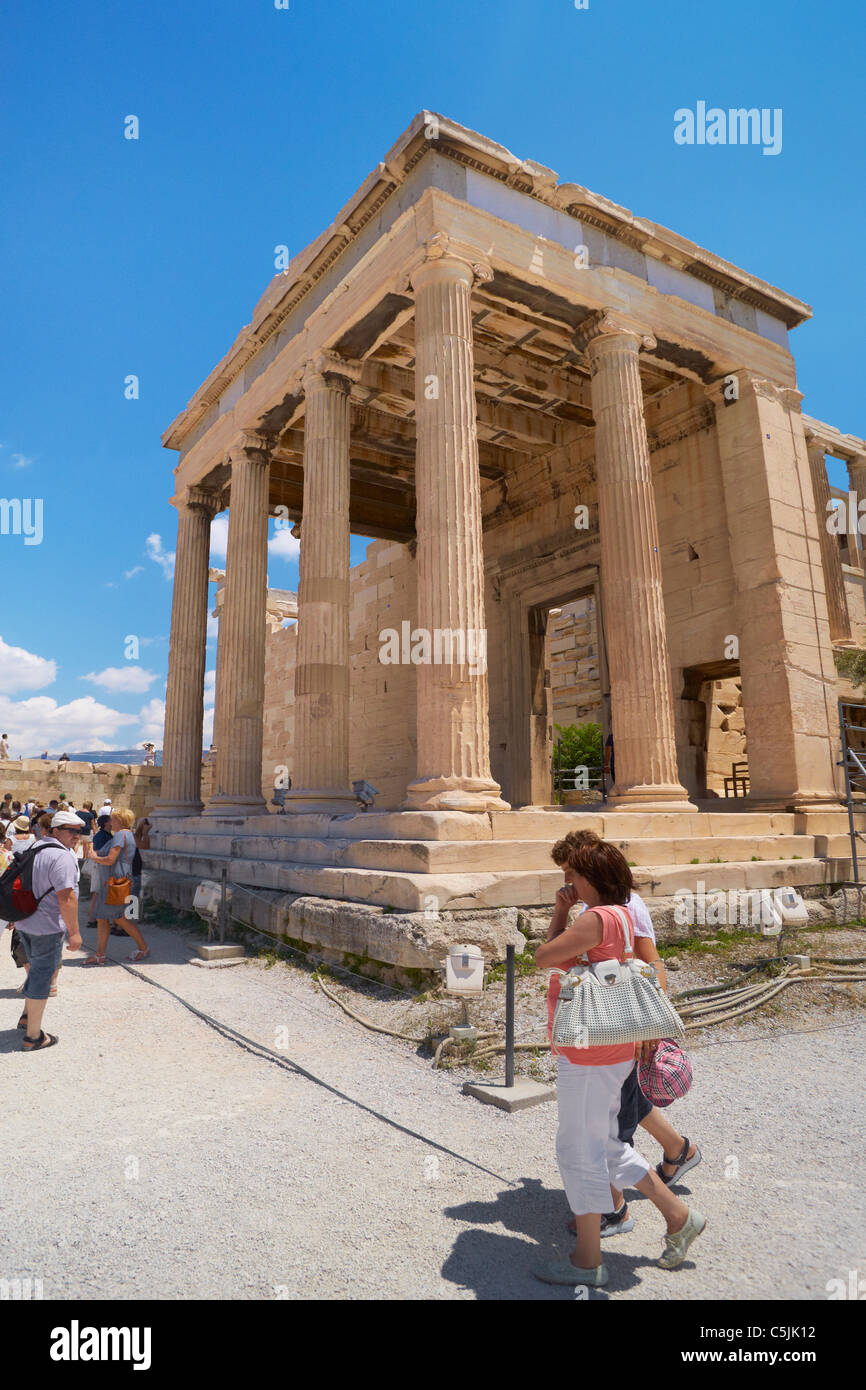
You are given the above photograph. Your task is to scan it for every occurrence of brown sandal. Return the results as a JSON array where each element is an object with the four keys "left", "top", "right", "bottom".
[{"left": 22, "top": 1030, "right": 59, "bottom": 1051}]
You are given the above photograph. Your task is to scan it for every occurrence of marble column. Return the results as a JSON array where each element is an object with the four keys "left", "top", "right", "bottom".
[
  {"left": 711, "top": 373, "right": 839, "bottom": 807},
  {"left": 847, "top": 455, "right": 866, "bottom": 570},
  {"left": 577, "top": 311, "right": 695, "bottom": 810},
  {"left": 204, "top": 434, "right": 269, "bottom": 816},
  {"left": 283, "top": 353, "right": 358, "bottom": 813},
  {"left": 404, "top": 237, "right": 507, "bottom": 811},
  {"left": 806, "top": 435, "right": 850, "bottom": 641},
  {"left": 152, "top": 487, "right": 218, "bottom": 817}
]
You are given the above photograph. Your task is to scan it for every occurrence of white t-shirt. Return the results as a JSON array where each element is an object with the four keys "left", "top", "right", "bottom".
[
  {"left": 627, "top": 891, "right": 656, "bottom": 942},
  {"left": 7, "top": 833, "right": 36, "bottom": 856},
  {"left": 568, "top": 890, "right": 656, "bottom": 942}
]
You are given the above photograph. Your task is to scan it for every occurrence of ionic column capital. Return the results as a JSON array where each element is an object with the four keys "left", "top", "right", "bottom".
[
  {"left": 407, "top": 232, "right": 493, "bottom": 293},
  {"left": 301, "top": 351, "right": 362, "bottom": 396},
  {"left": 847, "top": 454, "right": 866, "bottom": 486},
  {"left": 223, "top": 430, "right": 271, "bottom": 468},
  {"left": 804, "top": 430, "right": 826, "bottom": 460},
  {"left": 180, "top": 485, "right": 221, "bottom": 516},
  {"left": 574, "top": 309, "right": 656, "bottom": 356}
]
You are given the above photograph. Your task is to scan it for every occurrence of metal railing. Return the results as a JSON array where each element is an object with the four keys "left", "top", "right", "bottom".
[
  {"left": 838, "top": 699, "right": 866, "bottom": 885},
  {"left": 552, "top": 741, "right": 607, "bottom": 804}
]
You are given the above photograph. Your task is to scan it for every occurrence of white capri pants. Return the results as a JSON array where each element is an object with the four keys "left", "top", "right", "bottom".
[{"left": 555, "top": 1056, "right": 651, "bottom": 1215}]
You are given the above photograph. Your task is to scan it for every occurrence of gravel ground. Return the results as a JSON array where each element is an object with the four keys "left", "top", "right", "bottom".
[{"left": 2, "top": 905, "right": 865, "bottom": 1302}]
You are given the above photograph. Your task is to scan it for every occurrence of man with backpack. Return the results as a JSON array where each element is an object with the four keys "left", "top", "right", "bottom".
[{"left": 2, "top": 809, "right": 84, "bottom": 1051}]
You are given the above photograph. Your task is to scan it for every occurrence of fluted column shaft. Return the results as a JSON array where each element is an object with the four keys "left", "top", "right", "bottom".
[
  {"left": 205, "top": 440, "right": 269, "bottom": 815},
  {"left": 405, "top": 251, "right": 506, "bottom": 811},
  {"left": 153, "top": 489, "right": 217, "bottom": 816},
  {"left": 807, "top": 440, "right": 850, "bottom": 641},
  {"left": 284, "top": 357, "right": 356, "bottom": 813},
  {"left": 847, "top": 456, "right": 866, "bottom": 571},
  {"left": 585, "top": 320, "right": 695, "bottom": 809}
]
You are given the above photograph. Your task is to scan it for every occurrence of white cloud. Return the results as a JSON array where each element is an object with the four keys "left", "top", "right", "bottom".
[
  {"left": 209, "top": 515, "right": 229, "bottom": 559},
  {"left": 124, "top": 565, "right": 144, "bottom": 579},
  {"left": 146, "top": 533, "right": 175, "bottom": 580},
  {"left": 202, "top": 704, "right": 214, "bottom": 748},
  {"left": 0, "top": 635, "right": 57, "bottom": 692},
  {"left": 12, "top": 453, "right": 34, "bottom": 469},
  {"left": 204, "top": 669, "right": 216, "bottom": 706},
  {"left": 206, "top": 612, "right": 219, "bottom": 641},
  {"left": 82, "top": 667, "right": 159, "bottom": 695},
  {"left": 138, "top": 697, "right": 166, "bottom": 744},
  {"left": 268, "top": 527, "right": 300, "bottom": 562},
  {"left": 0, "top": 695, "right": 137, "bottom": 757}
]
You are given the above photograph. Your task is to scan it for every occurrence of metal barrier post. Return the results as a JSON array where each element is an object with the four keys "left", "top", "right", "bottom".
[{"left": 505, "top": 945, "right": 515, "bottom": 1088}]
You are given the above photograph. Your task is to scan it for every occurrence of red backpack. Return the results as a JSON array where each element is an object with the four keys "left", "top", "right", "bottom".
[{"left": 0, "top": 843, "right": 55, "bottom": 921}]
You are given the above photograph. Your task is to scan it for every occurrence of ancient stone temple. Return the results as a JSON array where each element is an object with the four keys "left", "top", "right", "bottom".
[{"left": 148, "top": 112, "right": 866, "bottom": 971}]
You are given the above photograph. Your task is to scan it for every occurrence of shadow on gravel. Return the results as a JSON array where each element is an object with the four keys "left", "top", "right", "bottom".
[
  {"left": 442, "top": 1178, "right": 642, "bottom": 1299},
  {"left": 442, "top": 1177, "right": 692, "bottom": 1298},
  {"left": 0, "top": 1027, "right": 26, "bottom": 1053}
]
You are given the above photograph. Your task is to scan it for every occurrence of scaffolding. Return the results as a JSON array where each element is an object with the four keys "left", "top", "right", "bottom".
[{"left": 837, "top": 699, "right": 866, "bottom": 885}]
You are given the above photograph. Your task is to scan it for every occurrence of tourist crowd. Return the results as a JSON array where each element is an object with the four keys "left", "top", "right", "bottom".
[{"left": 1, "top": 789, "right": 152, "bottom": 1050}]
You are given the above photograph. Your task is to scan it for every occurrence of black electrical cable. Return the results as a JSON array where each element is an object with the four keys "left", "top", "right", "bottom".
[{"left": 103, "top": 947, "right": 521, "bottom": 1190}]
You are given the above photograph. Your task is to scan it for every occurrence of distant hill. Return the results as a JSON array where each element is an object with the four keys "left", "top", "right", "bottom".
[{"left": 63, "top": 749, "right": 164, "bottom": 766}]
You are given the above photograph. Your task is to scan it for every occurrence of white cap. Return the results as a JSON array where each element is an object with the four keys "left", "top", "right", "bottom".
[{"left": 51, "top": 811, "right": 86, "bottom": 831}]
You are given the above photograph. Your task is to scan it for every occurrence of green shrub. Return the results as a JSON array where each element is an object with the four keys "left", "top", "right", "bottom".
[{"left": 554, "top": 722, "right": 603, "bottom": 776}]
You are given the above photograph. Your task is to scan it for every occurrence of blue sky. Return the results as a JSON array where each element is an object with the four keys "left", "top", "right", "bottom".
[{"left": 1, "top": 0, "right": 863, "bottom": 753}]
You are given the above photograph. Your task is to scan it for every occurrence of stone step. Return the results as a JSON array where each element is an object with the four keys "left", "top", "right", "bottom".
[
  {"left": 151, "top": 830, "right": 821, "bottom": 873},
  {"left": 146, "top": 845, "right": 853, "bottom": 911},
  {"left": 150, "top": 805, "right": 862, "bottom": 846}
]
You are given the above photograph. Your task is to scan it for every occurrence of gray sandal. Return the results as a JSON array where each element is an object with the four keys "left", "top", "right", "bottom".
[{"left": 656, "top": 1137, "right": 702, "bottom": 1186}]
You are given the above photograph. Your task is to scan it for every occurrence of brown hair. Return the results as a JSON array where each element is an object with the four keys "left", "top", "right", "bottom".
[
  {"left": 551, "top": 828, "right": 602, "bottom": 866},
  {"left": 566, "top": 837, "right": 633, "bottom": 905},
  {"left": 37, "top": 812, "right": 52, "bottom": 833}
]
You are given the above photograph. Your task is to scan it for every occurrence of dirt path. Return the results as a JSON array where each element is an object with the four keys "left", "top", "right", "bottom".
[{"left": 2, "top": 911, "right": 864, "bottom": 1301}]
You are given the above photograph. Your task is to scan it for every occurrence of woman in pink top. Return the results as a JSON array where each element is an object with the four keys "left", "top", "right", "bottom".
[{"left": 534, "top": 837, "right": 705, "bottom": 1287}]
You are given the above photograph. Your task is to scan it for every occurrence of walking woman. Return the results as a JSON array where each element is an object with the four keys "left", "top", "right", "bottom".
[
  {"left": 83, "top": 807, "right": 150, "bottom": 965},
  {"left": 534, "top": 836, "right": 705, "bottom": 1286}
]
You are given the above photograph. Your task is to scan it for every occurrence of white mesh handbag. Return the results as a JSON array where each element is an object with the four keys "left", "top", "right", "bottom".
[{"left": 551, "top": 905, "right": 685, "bottom": 1050}]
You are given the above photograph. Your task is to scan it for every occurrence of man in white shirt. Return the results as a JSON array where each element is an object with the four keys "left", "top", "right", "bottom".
[
  {"left": 97, "top": 799, "right": 112, "bottom": 820},
  {"left": 12, "top": 810, "right": 84, "bottom": 1050}
]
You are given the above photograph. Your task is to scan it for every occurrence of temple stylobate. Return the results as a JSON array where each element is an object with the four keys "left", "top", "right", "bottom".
[{"left": 149, "top": 112, "right": 866, "bottom": 972}]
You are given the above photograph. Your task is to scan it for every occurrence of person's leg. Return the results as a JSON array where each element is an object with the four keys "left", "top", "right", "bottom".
[
  {"left": 557, "top": 1061, "right": 622, "bottom": 1269},
  {"left": 640, "top": 1108, "right": 697, "bottom": 1174},
  {"left": 25, "top": 996, "right": 47, "bottom": 1038},
  {"left": 19, "top": 932, "right": 62, "bottom": 1041},
  {"left": 572, "top": 1213, "right": 602, "bottom": 1270},
  {"left": 633, "top": 1169, "right": 690, "bottom": 1231},
  {"left": 120, "top": 917, "right": 147, "bottom": 953},
  {"left": 87, "top": 918, "right": 111, "bottom": 961},
  {"left": 608, "top": 1063, "right": 642, "bottom": 1215}
]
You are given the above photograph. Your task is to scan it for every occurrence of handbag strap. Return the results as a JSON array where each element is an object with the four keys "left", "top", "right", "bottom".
[
  {"left": 608, "top": 904, "right": 635, "bottom": 961},
  {"left": 551, "top": 901, "right": 634, "bottom": 972}
]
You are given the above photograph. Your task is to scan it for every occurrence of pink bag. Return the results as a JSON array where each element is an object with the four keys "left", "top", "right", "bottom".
[{"left": 637, "top": 1040, "right": 692, "bottom": 1108}]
